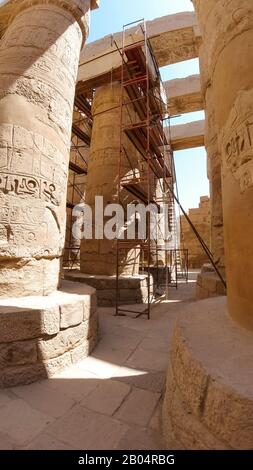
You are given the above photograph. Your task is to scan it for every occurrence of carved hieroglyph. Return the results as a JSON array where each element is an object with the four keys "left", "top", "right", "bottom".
[
  {"left": 193, "top": 0, "right": 253, "bottom": 330},
  {"left": 0, "top": 0, "right": 91, "bottom": 297},
  {"left": 221, "top": 90, "right": 253, "bottom": 193}
]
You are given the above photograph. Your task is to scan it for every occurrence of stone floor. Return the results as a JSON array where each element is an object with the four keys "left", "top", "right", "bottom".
[{"left": 0, "top": 271, "right": 198, "bottom": 450}]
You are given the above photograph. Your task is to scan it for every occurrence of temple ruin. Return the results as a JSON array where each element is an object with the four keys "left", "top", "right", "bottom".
[{"left": 0, "top": 0, "right": 252, "bottom": 452}]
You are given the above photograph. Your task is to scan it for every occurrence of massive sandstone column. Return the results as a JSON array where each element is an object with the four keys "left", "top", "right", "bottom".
[
  {"left": 80, "top": 82, "right": 141, "bottom": 276},
  {"left": 205, "top": 88, "right": 225, "bottom": 275},
  {"left": 0, "top": 0, "right": 92, "bottom": 297},
  {"left": 194, "top": 0, "right": 253, "bottom": 329},
  {"left": 162, "top": 1, "right": 253, "bottom": 451},
  {"left": 195, "top": 38, "right": 226, "bottom": 300}
]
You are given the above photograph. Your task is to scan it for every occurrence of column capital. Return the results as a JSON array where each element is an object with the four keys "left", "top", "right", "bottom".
[{"left": 0, "top": 0, "right": 96, "bottom": 43}]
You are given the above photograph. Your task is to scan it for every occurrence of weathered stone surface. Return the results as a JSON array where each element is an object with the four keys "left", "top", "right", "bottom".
[
  {"left": 115, "top": 388, "right": 161, "bottom": 427},
  {"left": 0, "top": 306, "right": 60, "bottom": 343},
  {"left": 78, "top": 12, "right": 200, "bottom": 87},
  {"left": 180, "top": 196, "right": 211, "bottom": 268},
  {"left": 0, "top": 281, "right": 98, "bottom": 387},
  {"left": 60, "top": 302, "right": 85, "bottom": 329},
  {"left": 162, "top": 297, "right": 253, "bottom": 449},
  {"left": 163, "top": 368, "right": 228, "bottom": 450},
  {"left": 193, "top": 0, "right": 253, "bottom": 330},
  {"left": 164, "top": 75, "right": 203, "bottom": 116},
  {"left": 87, "top": 312, "right": 99, "bottom": 340},
  {"left": 70, "top": 339, "right": 96, "bottom": 364},
  {"left": 0, "top": 340, "right": 37, "bottom": 367},
  {"left": 168, "top": 120, "right": 205, "bottom": 151},
  {"left": 46, "top": 405, "right": 129, "bottom": 450},
  {"left": 44, "top": 351, "right": 72, "bottom": 378},
  {"left": 0, "top": 0, "right": 91, "bottom": 296},
  {"left": 0, "top": 398, "right": 53, "bottom": 447},
  {"left": 65, "top": 271, "right": 151, "bottom": 306},
  {"left": 169, "top": 328, "right": 209, "bottom": 415},
  {"left": 12, "top": 380, "right": 75, "bottom": 419},
  {"left": 81, "top": 380, "right": 131, "bottom": 416},
  {"left": 37, "top": 323, "right": 89, "bottom": 361},
  {"left": 196, "top": 269, "right": 226, "bottom": 300},
  {"left": 80, "top": 82, "right": 142, "bottom": 277},
  {"left": 0, "top": 364, "right": 47, "bottom": 388},
  {"left": 203, "top": 378, "right": 253, "bottom": 449}
]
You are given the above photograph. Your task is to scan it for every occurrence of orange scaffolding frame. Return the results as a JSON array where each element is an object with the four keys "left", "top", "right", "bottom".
[{"left": 114, "top": 20, "right": 181, "bottom": 319}]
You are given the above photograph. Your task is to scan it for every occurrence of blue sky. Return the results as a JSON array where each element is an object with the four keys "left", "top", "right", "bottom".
[{"left": 88, "top": 0, "right": 209, "bottom": 210}]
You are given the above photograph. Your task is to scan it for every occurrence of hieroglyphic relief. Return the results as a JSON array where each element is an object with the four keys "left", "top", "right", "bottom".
[
  {"left": 0, "top": 8, "right": 81, "bottom": 145},
  {"left": 0, "top": 124, "right": 67, "bottom": 257},
  {"left": 0, "top": 0, "right": 90, "bottom": 294},
  {"left": 150, "top": 28, "right": 198, "bottom": 66},
  {"left": 221, "top": 90, "right": 253, "bottom": 192}
]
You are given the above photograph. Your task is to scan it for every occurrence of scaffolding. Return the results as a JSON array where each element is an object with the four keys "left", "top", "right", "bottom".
[
  {"left": 63, "top": 94, "right": 92, "bottom": 269},
  {"left": 63, "top": 19, "right": 227, "bottom": 312},
  {"left": 114, "top": 20, "right": 182, "bottom": 319}
]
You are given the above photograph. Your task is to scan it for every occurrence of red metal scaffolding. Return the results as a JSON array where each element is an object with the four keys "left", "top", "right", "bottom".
[
  {"left": 114, "top": 20, "right": 183, "bottom": 319},
  {"left": 63, "top": 95, "right": 92, "bottom": 269}
]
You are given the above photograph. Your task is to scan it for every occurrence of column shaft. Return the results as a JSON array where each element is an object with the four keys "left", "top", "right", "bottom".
[
  {"left": 80, "top": 82, "right": 141, "bottom": 276},
  {"left": 0, "top": 0, "right": 90, "bottom": 296},
  {"left": 194, "top": 0, "right": 253, "bottom": 329}
]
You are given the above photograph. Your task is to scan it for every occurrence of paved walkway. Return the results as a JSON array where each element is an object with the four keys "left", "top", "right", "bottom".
[{"left": 0, "top": 272, "right": 198, "bottom": 450}]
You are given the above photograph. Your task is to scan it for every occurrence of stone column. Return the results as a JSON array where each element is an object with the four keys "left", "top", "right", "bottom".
[
  {"left": 194, "top": 0, "right": 253, "bottom": 330},
  {"left": 80, "top": 82, "right": 140, "bottom": 277},
  {"left": 162, "top": 0, "right": 253, "bottom": 450},
  {"left": 67, "top": 81, "right": 154, "bottom": 306},
  {"left": 195, "top": 18, "right": 226, "bottom": 301},
  {"left": 0, "top": 1, "right": 100, "bottom": 388},
  {"left": 207, "top": 141, "right": 225, "bottom": 272},
  {"left": 203, "top": 80, "right": 225, "bottom": 275},
  {"left": 0, "top": 0, "right": 91, "bottom": 297}
]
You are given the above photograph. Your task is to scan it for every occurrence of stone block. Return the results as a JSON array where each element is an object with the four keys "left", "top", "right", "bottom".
[
  {"left": 84, "top": 293, "right": 97, "bottom": 319},
  {"left": 197, "top": 273, "right": 203, "bottom": 287},
  {"left": 0, "top": 306, "right": 60, "bottom": 343},
  {"left": 44, "top": 351, "right": 72, "bottom": 378},
  {"left": 202, "top": 273, "right": 218, "bottom": 293},
  {"left": 81, "top": 380, "right": 131, "bottom": 416},
  {"left": 162, "top": 297, "right": 253, "bottom": 449},
  {"left": 119, "top": 289, "right": 137, "bottom": 301},
  {"left": 0, "top": 364, "right": 47, "bottom": 388},
  {"left": 70, "top": 340, "right": 93, "bottom": 364},
  {"left": 196, "top": 285, "right": 209, "bottom": 300},
  {"left": 115, "top": 388, "right": 160, "bottom": 427},
  {"left": 203, "top": 378, "right": 253, "bottom": 449},
  {"left": 170, "top": 325, "right": 209, "bottom": 415},
  {"left": 98, "top": 299, "right": 114, "bottom": 307},
  {"left": 12, "top": 380, "right": 75, "bottom": 419},
  {"left": 0, "top": 398, "right": 53, "bottom": 447},
  {"left": 38, "top": 323, "right": 88, "bottom": 360},
  {"left": 60, "top": 301, "right": 84, "bottom": 329},
  {"left": 97, "top": 289, "right": 115, "bottom": 301},
  {"left": 0, "top": 340, "right": 37, "bottom": 367},
  {"left": 46, "top": 405, "right": 128, "bottom": 450},
  {"left": 65, "top": 271, "right": 150, "bottom": 306},
  {"left": 216, "top": 280, "right": 226, "bottom": 296},
  {"left": 87, "top": 311, "right": 99, "bottom": 340},
  {"left": 163, "top": 367, "right": 228, "bottom": 450}
]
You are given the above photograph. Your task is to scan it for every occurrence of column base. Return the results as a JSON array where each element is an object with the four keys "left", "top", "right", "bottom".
[
  {"left": 0, "top": 280, "right": 98, "bottom": 388},
  {"left": 162, "top": 297, "right": 253, "bottom": 449},
  {"left": 64, "top": 271, "right": 153, "bottom": 307},
  {"left": 149, "top": 266, "right": 171, "bottom": 288},
  {"left": 196, "top": 264, "right": 226, "bottom": 299}
]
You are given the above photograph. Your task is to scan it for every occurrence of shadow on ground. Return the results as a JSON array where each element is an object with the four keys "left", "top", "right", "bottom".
[{"left": 0, "top": 271, "right": 199, "bottom": 450}]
